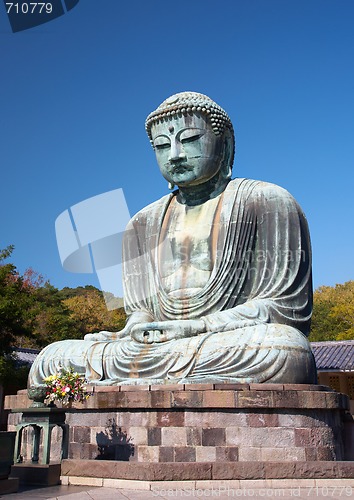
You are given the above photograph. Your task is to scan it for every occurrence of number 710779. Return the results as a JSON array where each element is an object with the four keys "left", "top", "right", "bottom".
[{"left": 6, "top": 3, "right": 53, "bottom": 14}]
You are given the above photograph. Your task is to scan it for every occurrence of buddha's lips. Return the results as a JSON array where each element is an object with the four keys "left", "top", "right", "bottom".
[
  {"left": 171, "top": 164, "right": 191, "bottom": 173},
  {"left": 173, "top": 167, "right": 188, "bottom": 173}
]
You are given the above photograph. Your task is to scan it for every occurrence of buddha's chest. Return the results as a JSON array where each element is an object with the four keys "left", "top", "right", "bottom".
[
  {"left": 157, "top": 197, "right": 221, "bottom": 293},
  {"left": 160, "top": 217, "right": 213, "bottom": 269}
]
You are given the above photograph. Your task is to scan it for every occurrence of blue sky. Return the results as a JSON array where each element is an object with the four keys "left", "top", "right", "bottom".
[{"left": 1, "top": 0, "right": 353, "bottom": 293}]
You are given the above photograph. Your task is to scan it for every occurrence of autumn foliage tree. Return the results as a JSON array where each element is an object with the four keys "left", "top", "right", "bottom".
[
  {"left": 0, "top": 246, "right": 33, "bottom": 354},
  {"left": 0, "top": 246, "right": 127, "bottom": 382},
  {"left": 0, "top": 245, "right": 126, "bottom": 399},
  {"left": 0, "top": 246, "right": 37, "bottom": 383},
  {"left": 62, "top": 289, "right": 126, "bottom": 337}
]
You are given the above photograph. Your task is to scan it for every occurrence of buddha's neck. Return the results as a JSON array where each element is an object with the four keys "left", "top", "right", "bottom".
[{"left": 176, "top": 172, "right": 230, "bottom": 206}]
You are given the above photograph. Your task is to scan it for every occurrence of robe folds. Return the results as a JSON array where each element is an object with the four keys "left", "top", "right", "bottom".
[{"left": 28, "top": 178, "right": 317, "bottom": 387}]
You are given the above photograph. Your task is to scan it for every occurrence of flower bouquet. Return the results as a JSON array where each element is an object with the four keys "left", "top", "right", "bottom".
[{"left": 43, "top": 367, "right": 91, "bottom": 407}]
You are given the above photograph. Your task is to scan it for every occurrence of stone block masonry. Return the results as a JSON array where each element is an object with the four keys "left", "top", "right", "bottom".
[{"left": 5, "top": 383, "right": 351, "bottom": 464}]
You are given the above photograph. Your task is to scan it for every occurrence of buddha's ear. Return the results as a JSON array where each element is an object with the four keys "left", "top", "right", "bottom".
[{"left": 221, "top": 128, "right": 235, "bottom": 180}]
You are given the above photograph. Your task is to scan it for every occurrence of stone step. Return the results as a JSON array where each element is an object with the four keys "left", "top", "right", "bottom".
[{"left": 61, "top": 459, "right": 354, "bottom": 481}]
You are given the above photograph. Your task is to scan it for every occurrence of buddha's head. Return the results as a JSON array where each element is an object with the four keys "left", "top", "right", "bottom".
[{"left": 145, "top": 92, "right": 235, "bottom": 189}]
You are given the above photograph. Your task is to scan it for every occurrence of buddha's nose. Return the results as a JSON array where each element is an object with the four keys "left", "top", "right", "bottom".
[{"left": 169, "top": 141, "right": 186, "bottom": 163}]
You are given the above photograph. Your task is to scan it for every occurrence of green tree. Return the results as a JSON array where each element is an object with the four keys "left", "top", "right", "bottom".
[
  {"left": 23, "top": 283, "right": 80, "bottom": 348},
  {"left": 310, "top": 281, "right": 354, "bottom": 341},
  {"left": 329, "top": 281, "right": 354, "bottom": 340}
]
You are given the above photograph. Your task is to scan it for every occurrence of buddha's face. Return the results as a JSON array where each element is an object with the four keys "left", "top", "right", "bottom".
[{"left": 151, "top": 113, "right": 224, "bottom": 188}]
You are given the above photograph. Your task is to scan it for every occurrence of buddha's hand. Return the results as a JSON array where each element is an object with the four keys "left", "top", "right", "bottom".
[
  {"left": 130, "top": 319, "right": 206, "bottom": 344},
  {"left": 84, "top": 328, "right": 128, "bottom": 342}
]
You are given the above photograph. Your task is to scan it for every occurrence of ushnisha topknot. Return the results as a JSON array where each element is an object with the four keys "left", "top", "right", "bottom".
[{"left": 145, "top": 91, "right": 234, "bottom": 144}]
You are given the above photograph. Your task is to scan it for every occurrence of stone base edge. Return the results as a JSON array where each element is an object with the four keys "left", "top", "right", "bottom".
[
  {"left": 0, "top": 477, "right": 19, "bottom": 495},
  {"left": 61, "top": 459, "right": 354, "bottom": 481},
  {"left": 10, "top": 462, "right": 61, "bottom": 486},
  {"left": 61, "top": 476, "right": 354, "bottom": 491},
  {"left": 5, "top": 384, "right": 350, "bottom": 411}
]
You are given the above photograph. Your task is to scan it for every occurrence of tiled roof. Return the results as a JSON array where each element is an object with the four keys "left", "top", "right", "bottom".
[
  {"left": 311, "top": 341, "right": 354, "bottom": 371},
  {"left": 13, "top": 347, "right": 39, "bottom": 366}
]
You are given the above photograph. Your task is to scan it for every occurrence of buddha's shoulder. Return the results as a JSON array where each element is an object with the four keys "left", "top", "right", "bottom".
[
  {"left": 230, "top": 178, "right": 296, "bottom": 202},
  {"left": 127, "top": 193, "right": 172, "bottom": 225}
]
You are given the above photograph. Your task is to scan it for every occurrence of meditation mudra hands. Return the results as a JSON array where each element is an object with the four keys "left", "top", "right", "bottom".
[
  {"left": 131, "top": 319, "right": 206, "bottom": 343},
  {"left": 84, "top": 318, "right": 206, "bottom": 343}
]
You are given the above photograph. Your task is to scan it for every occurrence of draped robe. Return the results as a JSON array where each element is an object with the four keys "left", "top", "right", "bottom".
[{"left": 28, "top": 178, "right": 317, "bottom": 387}]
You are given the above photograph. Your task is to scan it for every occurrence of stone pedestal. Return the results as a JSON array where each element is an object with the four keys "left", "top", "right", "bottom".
[
  {"left": 12, "top": 407, "right": 69, "bottom": 465},
  {"left": 5, "top": 383, "right": 351, "bottom": 467}
]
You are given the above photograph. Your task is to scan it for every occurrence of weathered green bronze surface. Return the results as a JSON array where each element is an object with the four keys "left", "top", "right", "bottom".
[
  {"left": 28, "top": 92, "right": 316, "bottom": 390},
  {"left": 27, "top": 385, "right": 47, "bottom": 407},
  {"left": 12, "top": 407, "right": 68, "bottom": 464}
]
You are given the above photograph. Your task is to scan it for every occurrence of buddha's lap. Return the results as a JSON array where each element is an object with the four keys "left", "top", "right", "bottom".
[{"left": 33, "top": 322, "right": 312, "bottom": 370}]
